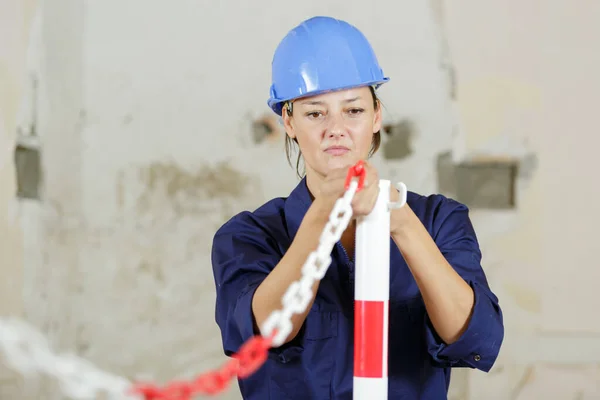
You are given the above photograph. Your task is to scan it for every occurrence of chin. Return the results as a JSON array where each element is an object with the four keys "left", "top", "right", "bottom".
[{"left": 325, "top": 155, "right": 359, "bottom": 171}]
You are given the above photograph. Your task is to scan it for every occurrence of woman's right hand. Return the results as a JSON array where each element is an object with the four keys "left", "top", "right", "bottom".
[{"left": 311, "top": 161, "right": 381, "bottom": 222}]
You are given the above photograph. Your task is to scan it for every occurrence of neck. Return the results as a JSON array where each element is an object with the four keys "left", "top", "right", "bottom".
[{"left": 304, "top": 168, "right": 326, "bottom": 202}]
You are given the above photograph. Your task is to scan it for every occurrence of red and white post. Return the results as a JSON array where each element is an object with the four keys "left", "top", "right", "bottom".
[{"left": 353, "top": 179, "right": 392, "bottom": 400}]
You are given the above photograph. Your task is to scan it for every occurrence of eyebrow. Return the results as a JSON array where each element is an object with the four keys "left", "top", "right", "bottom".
[{"left": 298, "top": 97, "right": 362, "bottom": 106}]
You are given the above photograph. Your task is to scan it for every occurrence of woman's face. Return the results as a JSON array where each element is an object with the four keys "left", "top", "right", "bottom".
[{"left": 282, "top": 86, "right": 381, "bottom": 179}]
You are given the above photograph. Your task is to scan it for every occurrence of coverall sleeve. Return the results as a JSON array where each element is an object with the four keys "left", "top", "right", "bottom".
[
  {"left": 424, "top": 198, "right": 504, "bottom": 372},
  {"left": 211, "top": 213, "right": 303, "bottom": 360}
]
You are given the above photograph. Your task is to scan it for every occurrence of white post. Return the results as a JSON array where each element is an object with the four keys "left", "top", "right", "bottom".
[{"left": 353, "top": 179, "right": 390, "bottom": 400}]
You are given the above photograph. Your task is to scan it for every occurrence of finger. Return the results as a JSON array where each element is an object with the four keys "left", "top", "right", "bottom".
[
  {"left": 360, "top": 181, "right": 379, "bottom": 207},
  {"left": 367, "top": 183, "right": 380, "bottom": 209},
  {"left": 361, "top": 167, "right": 378, "bottom": 190},
  {"left": 362, "top": 180, "right": 382, "bottom": 211},
  {"left": 351, "top": 187, "right": 377, "bottom": 216}
]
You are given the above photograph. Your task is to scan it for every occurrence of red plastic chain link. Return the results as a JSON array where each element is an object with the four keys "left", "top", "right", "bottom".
[
  {"left": 344, "top": 160, "right": 366, "bottom": 191},
  {"left": 130, "top": 334, "right": 274, "bottom": 399},
  {"left": 130, "top": 161, "right": 365, "bottom": 399}
]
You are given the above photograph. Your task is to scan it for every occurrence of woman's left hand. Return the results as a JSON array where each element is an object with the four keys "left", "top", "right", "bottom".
[{"left": 389, "top": 183, "right": 411, "bottom": 235}]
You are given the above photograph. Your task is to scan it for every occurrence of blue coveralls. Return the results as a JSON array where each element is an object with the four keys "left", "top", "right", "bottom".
[{"left": 212, "top": 177, "right": 504, "bottom": 399}]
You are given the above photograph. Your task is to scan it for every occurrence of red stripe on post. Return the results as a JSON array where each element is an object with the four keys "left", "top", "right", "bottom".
[{"left": 354, "top": 300, "right": 384, "bottom": 378}]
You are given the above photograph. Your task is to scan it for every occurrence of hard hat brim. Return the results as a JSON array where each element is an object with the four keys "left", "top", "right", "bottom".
[{"left": 268, "top": 77, "right": 390, "bottom": 116}]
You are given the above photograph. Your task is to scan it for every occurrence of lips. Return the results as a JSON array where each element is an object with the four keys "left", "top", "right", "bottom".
[{"left": 325, "top": 146, "right": 350, "bottom": 156}]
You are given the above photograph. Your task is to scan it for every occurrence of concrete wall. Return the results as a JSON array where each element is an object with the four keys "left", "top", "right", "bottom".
[
  {"left": 0, "top": 0, "right": 39, "bottom": 320},
  {"left": 0, "top": 0, "right": 38, "bottom": 398},
  {"left": 443, "top": 1, "right": 600, "bottom": 398},
  {"left": 1, "top": 0, "right": 599, "bottom": 399}
]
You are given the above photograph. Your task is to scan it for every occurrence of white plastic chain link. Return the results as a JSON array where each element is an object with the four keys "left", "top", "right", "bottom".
[
  {"left": 261, "top": 180, "right": 359, "bottom": 347},
  {"left": 0, "top": 318, "right": 139, "bottom": 399}
]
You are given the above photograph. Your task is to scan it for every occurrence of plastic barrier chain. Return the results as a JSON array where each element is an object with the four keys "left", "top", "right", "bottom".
[{"left": 131, "top": 161, "right": 367, "bottom": 400}]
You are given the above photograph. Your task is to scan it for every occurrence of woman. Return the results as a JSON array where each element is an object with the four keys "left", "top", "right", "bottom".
[{"left": 212, "top": 16, "right": 504, "bottom": 399}]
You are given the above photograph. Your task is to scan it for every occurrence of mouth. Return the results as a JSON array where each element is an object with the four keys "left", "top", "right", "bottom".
[{"left": 324, "top": 146, "right": 350, "bottom": 156}]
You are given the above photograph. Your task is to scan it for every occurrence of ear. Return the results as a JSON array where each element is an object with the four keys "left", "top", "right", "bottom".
[
  {"left": 373, "top": 100, "right": 383, "bottom": 134},
  {"left": 281, "top": 104, "right": 297, "bottom": 140}
]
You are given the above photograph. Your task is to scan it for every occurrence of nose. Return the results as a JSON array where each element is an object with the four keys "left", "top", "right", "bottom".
[{"left": 326, "top": 113, "right": 346, "bottom": 138}]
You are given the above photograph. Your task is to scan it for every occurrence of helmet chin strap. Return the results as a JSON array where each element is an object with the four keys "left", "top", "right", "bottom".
[{"left": 284, "top": 101, "right": 293, "bottom": 116}]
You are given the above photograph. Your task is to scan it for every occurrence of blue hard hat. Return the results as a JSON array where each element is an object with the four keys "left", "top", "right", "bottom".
[{"left": 268, "top": 16, "right": 389, "bottom": 115}]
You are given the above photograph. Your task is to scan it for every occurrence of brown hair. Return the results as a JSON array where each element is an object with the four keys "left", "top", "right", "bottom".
[{"left": 284, "top": 86, "right": 381, "bottom": 178}]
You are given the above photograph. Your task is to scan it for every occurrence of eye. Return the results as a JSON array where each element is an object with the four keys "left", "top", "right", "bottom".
[
  {"left": 305, "top": 111, "right": 323, "bottom": 119},
  {"left": 348, "top": 108, "right": 365, "bottom": 115}
]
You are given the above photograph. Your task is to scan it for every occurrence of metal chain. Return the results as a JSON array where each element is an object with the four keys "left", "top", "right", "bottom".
[{"left": 261, "top": 179, "right": 359, "bottom": 347}]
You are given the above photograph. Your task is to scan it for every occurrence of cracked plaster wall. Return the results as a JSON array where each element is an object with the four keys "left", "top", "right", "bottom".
[{"left": 2, "top": 0, "right": 599, "bottom": 399}]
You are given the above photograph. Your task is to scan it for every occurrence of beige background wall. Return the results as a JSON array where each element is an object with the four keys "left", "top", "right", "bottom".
[
  {"left": 443, "top": 1, "right": 600, "bottom": 398},
  {"left": 1, "top": 0, "right": 599, "bottom": 398},
  {"left": 1, "top": 1, "right": 37, "bottom": 397}
]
